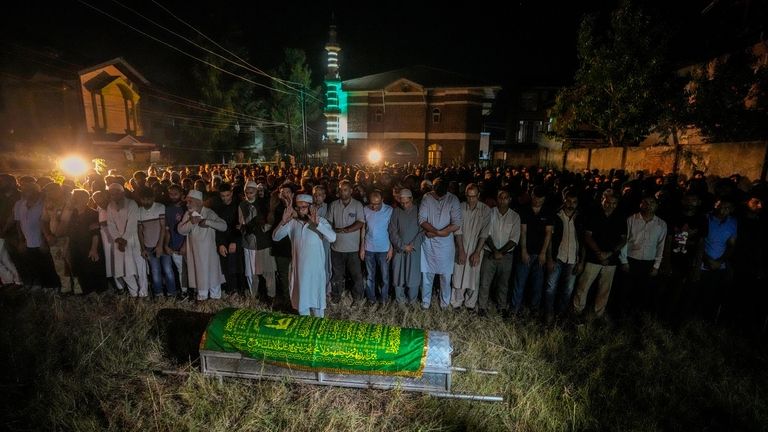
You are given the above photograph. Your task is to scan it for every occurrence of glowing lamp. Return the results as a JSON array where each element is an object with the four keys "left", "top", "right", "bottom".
[
  {"left": 368, "top": 149, "right": 382, "bottom": 164},
  {"left": 60, "top": 156, "right": 89, "bottom": 178}
]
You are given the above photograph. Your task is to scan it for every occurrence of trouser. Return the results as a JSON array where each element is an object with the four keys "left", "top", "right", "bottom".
[
  {"left": 623, "top": 258, "right": 658, "bottom": 314},
  {"left": 699, "top": 268, "right": 728, "bottom": 321},
  {"left": 511, "top": 254, "right": 545, "bottom": 313},
  {"left": 220, "top": 250, "right": 244, "bottom": 295},
  {"left": 198, "top": 283, "right": 222, "bottom": 301},
  {"left": 421, "top": 272, "right": 451, "bottom": 309},
  {"left": 50, "top": 244, "right": 72, "bottom": 293},
  {"left": 451, "top": 264, "right": 482, "bottom": 309},
  {"left": 298, "top": 307, "right": 324, "bottom": 317},
  {"left": 330, "top": 250, "right": 364, "bottom": 300},
  {"left": 543, "top": 260, "right": 577, "bottom": 316},
  {"left": 21, "top": 247, "right": 60, "bottom": 289},
  {"left": 572, "top": 262, "right": 617, "bottom": 317},
  {"left": 364, "top": 251, "right": 390, "bottom": 303},
  {"left": 275, "top": 255, "right": 292, "bottom": 301},
  {"left": 478, "top": 252, "right": 514, "bottom": 311},
  {"left": 170, "top": 252, "right": 188, "bottom": 293},
  {"left": 116, "top": 273, "right": 148, "bottom": 297},
  {"left": 146, "top": 247, "right": 177, "bottom": 296},
  {"left": 244, "top": 248, "right": 276, "bottom": 298},
  {"left": 395, "top": 284, "right": 419, "bottom": 304}
]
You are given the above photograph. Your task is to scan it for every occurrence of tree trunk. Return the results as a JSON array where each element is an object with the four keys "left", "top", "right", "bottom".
[{"left": 672, "top": 128, "right": 681, "bottom": 175}]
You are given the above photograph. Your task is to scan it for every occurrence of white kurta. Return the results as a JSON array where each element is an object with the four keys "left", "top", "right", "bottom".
[
  {"left": 0, "top": 239, "right": 21, "bottom": 285},
  {"left": 272, "top": 217, "right": 336, "bottom": 312},
  {"left": 177, "top": 207, "right": 227, "bottom": 298},
  {"left": 452, "top": 201, "right": 491, "bottom": 290},
  {"left": 106, "top": 199, "right": 142, "bottom": 279},
  {"left": 419, "top": 192, "right": 462, "bottom": 275},
  {"left": 97, "top": 207, "right": 113, "bottom": 278},
  {"left": 316, "top": 203, "right": 332, "bottom": 292}
]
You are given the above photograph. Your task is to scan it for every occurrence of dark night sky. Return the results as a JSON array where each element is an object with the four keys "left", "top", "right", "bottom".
[{"left": 2, "top": 0, "right": 765, "bottom": 97}]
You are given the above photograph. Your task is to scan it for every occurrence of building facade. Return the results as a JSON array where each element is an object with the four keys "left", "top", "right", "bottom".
[
  {"left": 0, "top": 55, "right": 157, "bottom": 168},
  {"left": 322, "top": 27, "right": 499, "bottom": 165},
  {"left": 78, "top": 58, "right": 156, "bottom": 163}
]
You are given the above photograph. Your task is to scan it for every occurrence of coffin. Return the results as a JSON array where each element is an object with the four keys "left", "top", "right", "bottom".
[{"left": 199, "top": 308, "right": 453, "bottom": 393}]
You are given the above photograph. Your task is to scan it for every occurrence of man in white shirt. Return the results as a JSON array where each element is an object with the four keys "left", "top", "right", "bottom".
[
  {"left": 273, "top": 194, "right": 337, "bottom": 317},
  {"left": 326, "top": 180, "right": 365, "bottom": 304},
  {"left": 137, "top": 187, "right": 175, "bottom": 297},
  {"left": 477, "top": 190, "right": 520, "bottom": 316},
  {"left": 106, "top": 183, "right": 148, "bottom": 297},
  {"left": 619, "top": 195, "right": 667, "bottom": 314}
]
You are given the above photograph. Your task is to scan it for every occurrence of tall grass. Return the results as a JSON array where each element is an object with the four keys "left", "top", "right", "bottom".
[{"left": 1, "top": 287, "right": 767, "bottom": 431}]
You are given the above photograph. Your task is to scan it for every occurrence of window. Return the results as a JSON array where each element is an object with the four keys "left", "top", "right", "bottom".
[
  {"left": 432, "top": 108, "right": 441, "bottom": 124},
  {"left": 375, "top": 108, "right": 383, "bottom": 122},
  {"left": 427, "top": 143, "right": 443, "bottom": 166}
]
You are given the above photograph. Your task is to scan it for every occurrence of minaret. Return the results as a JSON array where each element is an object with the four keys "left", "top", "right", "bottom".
[{"left": 324, "top": 19, "right": 346, "bottom": 144}]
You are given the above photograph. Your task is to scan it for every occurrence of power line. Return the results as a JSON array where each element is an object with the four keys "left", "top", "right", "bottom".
[
  {"left": 77, "top": 0, "right": 294, "bottom": 96},
  {"left": 109, "top": 0, "right": 300, "bottom": 96},
  {"left": 146, "top": 0, "right": 324, "bottom": 104},
  {"left": 149, "top": 0, "right": 308, "bottom": 91}
]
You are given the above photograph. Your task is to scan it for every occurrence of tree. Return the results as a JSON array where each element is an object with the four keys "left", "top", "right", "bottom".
[
  {"left": 551, "top": 2, "right": 669, "bottom": 150},
  {"left": 269, "top": 48, "right": 323, "bottom": 157},
  {"left": 688, "top": 50, "right": 768, "bottom": 142},
  {"left": 175, "top": 47, "right": 268, "bottom": 162},
  {"left": 652, "top": 73, "right": 691, "bottom": 174}
]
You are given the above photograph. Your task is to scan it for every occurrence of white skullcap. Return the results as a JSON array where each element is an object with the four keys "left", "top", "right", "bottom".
[
  {"left": 245, "top": 181, "right": 259, "bottom": 190},
  {"left": 187, "top": 190, "right": 203, "bottom": 201},
  {"left": 399, "top": 188, "right": 413, "bottom": 198},
  {"left": 107, "top": 183, "right": 124, "bottom": 192},
  {"left": 296, "top": 194, "right": 312, "bottom": 203}
]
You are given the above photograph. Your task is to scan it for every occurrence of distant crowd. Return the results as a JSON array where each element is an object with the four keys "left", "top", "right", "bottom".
[{"left": 0, "top": 163, "right": 765, "bottom": 328}]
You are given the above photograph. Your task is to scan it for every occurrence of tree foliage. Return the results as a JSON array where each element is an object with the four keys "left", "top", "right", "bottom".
[
  {"left": 688, "top": 50, "right": 768, "bottom": 142},
  {"left": 176, "top": 46, "right": 267, "bottom": 161},
  {"left": 551, "top": 2, "right": 670, "bottom": 148},
  {"left": 269, "top": 48, "right": 323, "bottom": 156}
]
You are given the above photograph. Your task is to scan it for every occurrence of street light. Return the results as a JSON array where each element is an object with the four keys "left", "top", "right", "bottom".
[
  {"left": 60, "top": 155, "right": 89, "bottom": 178},
  {"left": 368, "top": 149, "right": 382, "bottom": 164}
]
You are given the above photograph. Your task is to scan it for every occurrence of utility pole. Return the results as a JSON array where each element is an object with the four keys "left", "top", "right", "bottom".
[
  {"left": 301, "top": 85, "right": 308, "bottom": 165},
  {"left": 287, "top": 109, "right": 293, "bottom": 161}
]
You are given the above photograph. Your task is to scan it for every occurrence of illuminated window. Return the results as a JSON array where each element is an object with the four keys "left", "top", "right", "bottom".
[
  {"left": 427, "top": 143, "right": 442, "bottom": 166},
  {"left": 432, "top": 108, "right": 441, "bottom": 124},
  {"left": 375, "top": 108, "right": 383, "bottom": 122}
]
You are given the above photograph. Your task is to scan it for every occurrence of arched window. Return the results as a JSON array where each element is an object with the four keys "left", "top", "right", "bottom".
[
  {"left": 375, "top": 108, "right": 383, "bottom": 122},
  {"left": 427, "top": 143, "right": 443, "bottom": 166},
  {"left": 432, "top": 108, "right": 441, "bottom": 124}
]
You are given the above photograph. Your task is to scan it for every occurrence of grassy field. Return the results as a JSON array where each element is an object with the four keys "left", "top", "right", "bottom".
[{"left": 1, "top": 287, "right": 767, "bottom": 431}]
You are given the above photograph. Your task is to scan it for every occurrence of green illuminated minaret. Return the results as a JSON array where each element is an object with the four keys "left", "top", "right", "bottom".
[{"left": 324, "top": 21, "right": 346, "bottom": 143}]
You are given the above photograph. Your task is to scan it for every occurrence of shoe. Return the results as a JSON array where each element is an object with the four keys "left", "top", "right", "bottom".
[
  {"left": 478, "top": 309, "right": 488, "bottom": 317},
  {"left": 501, "top": 309, "right": 511, "bottom": 319}
]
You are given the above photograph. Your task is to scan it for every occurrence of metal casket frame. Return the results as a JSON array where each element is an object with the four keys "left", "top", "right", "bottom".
[{"left": 200, "top": 331, "right": 453, "bottom": 393}]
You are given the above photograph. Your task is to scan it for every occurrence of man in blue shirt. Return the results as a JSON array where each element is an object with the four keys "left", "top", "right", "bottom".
[
  {"left": 360, "top": 190, "right": 393, "bottom": 305},
  {"left": 700, "top": 197, "right": 737, "bottom": 321}
]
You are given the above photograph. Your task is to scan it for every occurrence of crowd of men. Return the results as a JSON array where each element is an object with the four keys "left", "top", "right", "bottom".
[{"left": 0, "top": 163, "right": 765, "bottom": 328}]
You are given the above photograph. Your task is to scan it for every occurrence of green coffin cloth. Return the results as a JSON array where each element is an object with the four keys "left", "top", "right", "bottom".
[{"left": 201, "top": 308, "right": 428, "bottom": 377}]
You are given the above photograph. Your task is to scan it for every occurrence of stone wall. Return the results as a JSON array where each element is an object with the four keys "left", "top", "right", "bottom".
[{"left": 506, "top": 141, "right": 768, "bottom": 181}]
